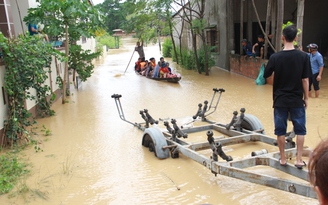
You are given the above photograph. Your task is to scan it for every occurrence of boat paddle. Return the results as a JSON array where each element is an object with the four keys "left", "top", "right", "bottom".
[{"left": 114, "top": 50, "right": 135, "bottom": 77}]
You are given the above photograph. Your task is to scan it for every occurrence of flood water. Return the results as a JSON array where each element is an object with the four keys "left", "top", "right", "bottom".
[{"left": 1, "top": 36, "right": 328, "bottom": 205}]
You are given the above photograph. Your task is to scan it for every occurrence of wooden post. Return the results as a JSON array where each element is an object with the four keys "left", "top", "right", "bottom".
[
  {"left": 240, "top": 0, "right": 244, "bottom": 55},
  {"left": 276, "top": 0, "right": 284, "bottom": 51},
  {"left": 271, "top": 0, "right": 277, "bottom": 50},
  {"left": 296, "top": 0, "right": 305, "bottom": 49},
  {"left": 247, "top": 0, "right": 252, "bottom": 41},
  {"left": 264, "top": 0, "right": 272, "bottom": 58}
]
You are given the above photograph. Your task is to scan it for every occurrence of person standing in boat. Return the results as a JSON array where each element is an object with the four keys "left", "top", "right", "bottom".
[{"left": 135, "top": 41, "right": 145, "bottom": 62}]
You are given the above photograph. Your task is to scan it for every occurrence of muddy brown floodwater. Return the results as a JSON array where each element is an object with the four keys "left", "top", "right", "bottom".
[{"left": 2, "top": 36, "right": 328, "bottom": 205}]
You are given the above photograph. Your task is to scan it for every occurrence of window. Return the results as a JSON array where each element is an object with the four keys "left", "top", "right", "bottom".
[{"left": 206, "top": 27, "right": 219, "bottom": 53}]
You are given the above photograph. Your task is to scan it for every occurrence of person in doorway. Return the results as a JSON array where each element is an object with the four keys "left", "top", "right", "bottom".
[
  {"left": 252, "top": 34, "right": 265, "bottom": 58},
  {"left": 308, "top": 139, "right": 328, "bottom": 205},
  {"left": 135, "top": 41, "right": 145, "bottom": 61},
  {"left": 263, "top": 25, "right": 311, "bottom": 169},
  {"left": 241, "top": 39, "right": 253, "bottom": 57},
  {"left": 307, "top": 43, "right": 324, "bottom": 98}
]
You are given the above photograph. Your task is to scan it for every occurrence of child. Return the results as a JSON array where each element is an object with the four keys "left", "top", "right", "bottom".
[{"left": 159, "top": 63, "right": 169, "bottom": 78}]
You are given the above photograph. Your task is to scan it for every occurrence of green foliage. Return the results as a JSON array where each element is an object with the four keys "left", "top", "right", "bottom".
[
  {"left": 24, "top": 0, "right": 105, "bottom": 42},
  {"left": 198, "top": 45, "right": 216, "bottom": 72},
  {"left": 96, "top": 33, "right": 117, "bottom": 49},
  {"left": 97, "top": 0, "right": 128, "bottom": 34},
  {"left": 24, "top": 0, "right": 104, "bottom": 103},
  {"left": 0, "top": 153, "right": 29, "bottom": 194},
  {"left": 282, "top": 21, "right": 302, "bottom": 46},
  {"left": 41, "top": 125, "right": 51, "bottom": 136},
  {"left": 69, "top": 45, "right": 101, "bottom": 82},
  {"left": 162, "top": 38, "right": 173, "bottom": 58},
  {"left": 180, "top": 48, "right": 196, "bottom": 70},
  {"left": 173, "top": 46, "right": 215, "bottom": 72},
  {"left": 0, "top": 33, "right": 58, "bottom": 143}
]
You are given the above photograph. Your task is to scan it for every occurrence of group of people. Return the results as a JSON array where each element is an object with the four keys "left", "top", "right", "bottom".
[
  {"left": 242, "top": 32, "right": 324, "bottom": 98},
  {"left": 134, "top": 56, "right": 178, "bottom": 78},
  {"left": 134, "top": 41, "right": 178, "bottom": 78},
  {"left": 241, "top": 34, "right": 274, "bottom": 59},
  {"left": 263, "top": 25, "right": 327, "bottom": 204}
]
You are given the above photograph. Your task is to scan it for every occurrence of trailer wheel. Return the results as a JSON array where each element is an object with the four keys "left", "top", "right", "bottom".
[
  {"left": 242, "top": 114, "right": 265, "bottom": 134},
  {"left": 148, "top": 142, "right": 154, "bottom": 152},
  {"left": 142, "top": 127, "right": 169, "bottom": 159}
]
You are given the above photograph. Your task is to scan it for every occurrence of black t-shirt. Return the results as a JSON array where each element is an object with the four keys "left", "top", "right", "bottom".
[{"left": 264, "top": 49, "right": 311, "bottom": 108}]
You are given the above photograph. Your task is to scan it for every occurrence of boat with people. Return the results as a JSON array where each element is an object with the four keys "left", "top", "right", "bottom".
[
  {"left": 134, "top": 57, "right": 182, "bottom": 83},
  {"left": 136, "top": 71, "right": 181, "bottom": 83}
]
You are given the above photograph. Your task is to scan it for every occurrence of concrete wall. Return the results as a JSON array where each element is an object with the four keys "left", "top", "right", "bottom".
[
  {"left": 172, "top": 0, "right": 231, "bottom": 70},
  {"left": 0, "top": 65, "right": 7, "bottom": 127},
  {"left": 204, "top": 0, "right": 229, "bottom": 70}
]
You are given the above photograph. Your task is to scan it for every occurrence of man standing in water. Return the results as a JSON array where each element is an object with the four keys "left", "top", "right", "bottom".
[
  {"left": 264, "top": 25, "right": 311, "bottom": 169},
  {"left": 135, "top": 41, "right": 145, "bottom": 61},
  {"left": 307, "top": 43, "right": 324, "bottom": 98}
]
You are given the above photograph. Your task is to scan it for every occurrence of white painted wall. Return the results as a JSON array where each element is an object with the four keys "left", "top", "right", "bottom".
[
  {"left": 0, "top": 66, "right": 8, "bottom": 127},
  {"left": 0, "top": 1, "right": 98, "bottom": 130}
]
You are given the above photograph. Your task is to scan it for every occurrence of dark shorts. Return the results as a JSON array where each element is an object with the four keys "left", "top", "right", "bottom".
[
  {"left": 274, "top": 107, "right": 306, "bottom": 136},
  {"left": 309, "top": 73, "right": 320, "bottom": 91}
]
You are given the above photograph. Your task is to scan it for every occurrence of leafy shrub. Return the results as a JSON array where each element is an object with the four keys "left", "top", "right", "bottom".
[
  {"left": 162, "top": 38, "right": 173, "bottom": 58},
  {"left": 0, "top": 154, "right": 29, "bottom": 194},
  {"left": 96, "top": 33, "right": 117, "bottom": 50}
]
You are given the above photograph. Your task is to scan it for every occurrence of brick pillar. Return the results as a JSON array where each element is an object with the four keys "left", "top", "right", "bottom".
[{"left": 0, "top": 0, "right": 15, "bottom": 37}]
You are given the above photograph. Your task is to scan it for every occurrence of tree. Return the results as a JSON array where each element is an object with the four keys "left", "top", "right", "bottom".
[
  {"left": 0, "top": 33, "right": 59, "bottom": 145},
  {"left": 97, "top": 0, "right": 128, "bottom": 34},
  {"left": 24, "top": 0, "right": 104, "bottom": 104},
  {"left": 173, "top": 0, "right": 210, "bottom": 75}
]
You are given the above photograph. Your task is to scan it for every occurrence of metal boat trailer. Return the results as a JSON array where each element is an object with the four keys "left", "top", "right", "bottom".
[{"left": 111, "top": 88, "right": 316, "bottom": 199}]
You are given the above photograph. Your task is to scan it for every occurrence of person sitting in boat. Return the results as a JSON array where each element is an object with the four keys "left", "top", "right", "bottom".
[
  {"left": 134, "top": 58, "right": 142, "bottom": 73},
  {"left": 140, "top": 60, "right": 148, "bottom": 76},
  {"left": 152, "top": 61, "right": 161, "bottom": 78},
  {"left": 150, "top": 57, "right": 156, "bottom": 68},
  {"left": 167, "top": 62, "right": 172, "bottom": 74},
  {"left": 165, "top": 62, "right": 178, "bottom": 78},
  {"left": 146, "top": 57, "right": 156, "bottom": 77},
  {"left": 159, "top": 62, "right": 170, "bottom": 78},
  {"left": 160, "top": 57, "right": 165, "bottom": 65}
]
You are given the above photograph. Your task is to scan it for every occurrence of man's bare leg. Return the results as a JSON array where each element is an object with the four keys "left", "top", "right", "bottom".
[
  {"left": 315, "top": 90, "right": 320, "bottom": 98},
  {"left": 295, "top": 135, "right": 305, "bottom": 165},
  {"left": 260, "top": 47, "right": 264, "bottom": 59},
  {"left": 277, "top": 135, "right": 286, "bottom": 164}
]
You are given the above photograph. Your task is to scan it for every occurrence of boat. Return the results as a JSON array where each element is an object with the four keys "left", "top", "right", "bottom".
[{"left": 136, "top": 71, "right": 181, "bottom": 83}]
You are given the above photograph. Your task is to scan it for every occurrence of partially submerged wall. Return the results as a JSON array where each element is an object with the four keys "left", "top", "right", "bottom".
[{"left": 229, "top": 55, "right": 273, "bottom": 85}]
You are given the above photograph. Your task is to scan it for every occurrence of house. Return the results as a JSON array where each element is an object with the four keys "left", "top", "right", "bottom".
[
  {"left": 172, "top": 0, "right": 328, "bottom": 80},
  {"left": 0, "top": 0, "right": 98, "bottom": 143}
]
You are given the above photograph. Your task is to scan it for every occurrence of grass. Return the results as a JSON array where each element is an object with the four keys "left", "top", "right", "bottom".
[{"left": 0, "top": 153, "right": 29, "bottom": 195}]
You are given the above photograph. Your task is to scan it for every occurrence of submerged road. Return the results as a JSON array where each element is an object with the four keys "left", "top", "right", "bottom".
[{"left": 2, "top": 36, "right": 327, "bottom": 204}]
